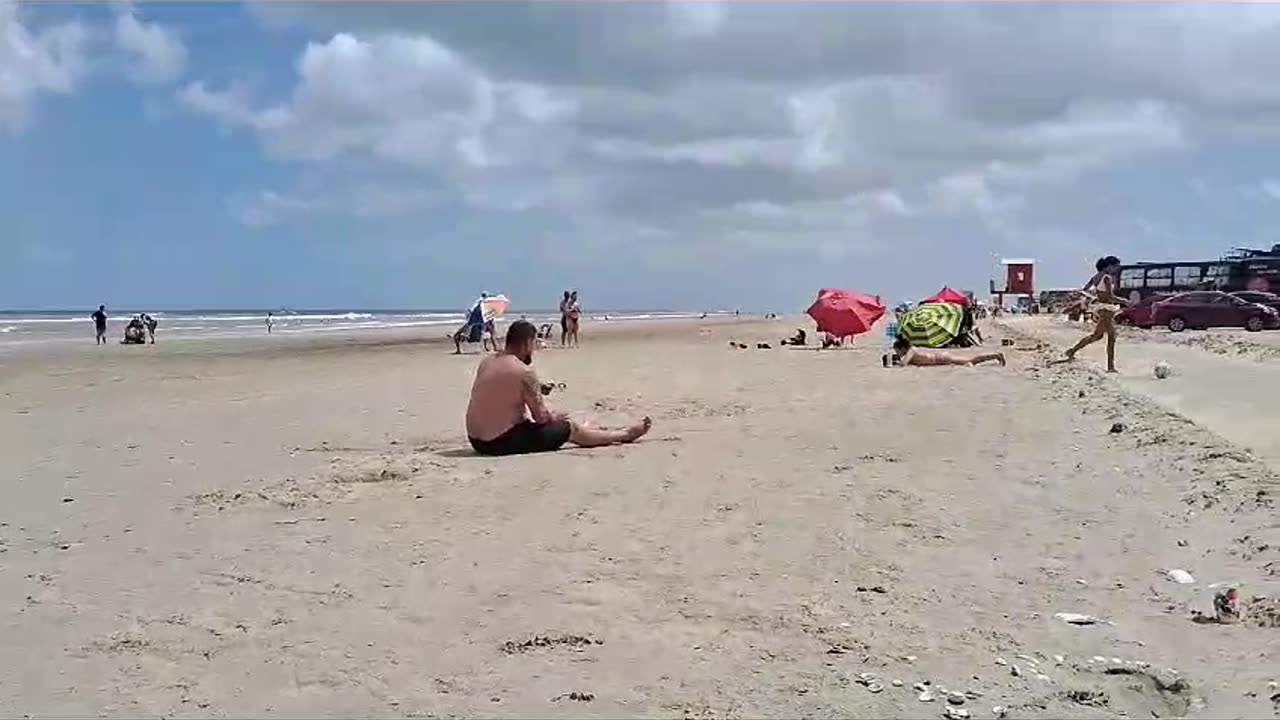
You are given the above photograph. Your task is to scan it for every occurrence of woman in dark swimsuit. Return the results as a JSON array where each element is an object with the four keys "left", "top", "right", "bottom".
[{"left": 558, "top": 291, "right": 570, "bottom": 347}]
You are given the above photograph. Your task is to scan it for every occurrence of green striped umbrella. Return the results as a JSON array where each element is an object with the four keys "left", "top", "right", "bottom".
[{"left": 900, "top": 302, "right": 965, "bottom": 348}]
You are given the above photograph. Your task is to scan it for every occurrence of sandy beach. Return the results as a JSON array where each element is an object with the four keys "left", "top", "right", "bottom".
[{"left": 1, "top": 317, "right": 1276, "bottom": 718}]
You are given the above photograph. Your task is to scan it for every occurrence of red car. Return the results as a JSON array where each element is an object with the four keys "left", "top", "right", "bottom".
[
  {"left": 1231, "top": 290, "right": 1280, "bottom": 313},
  {"left": 1117, "top": 293, "right": 1174, "bottom": 328},
  {"left": 1151, "top": 291, "right": 1280, "bottom": 332}
]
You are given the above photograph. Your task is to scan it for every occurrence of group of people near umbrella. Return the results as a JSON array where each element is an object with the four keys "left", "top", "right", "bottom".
[
  {"left": 803, "top": 286, "right": 1006, "bottom": 368},
  {"left": 451, "top": 291, "right": 581, "bottom": 355},
  {"left": 452, "top": 293, "right": 510, "bottom": 354}
]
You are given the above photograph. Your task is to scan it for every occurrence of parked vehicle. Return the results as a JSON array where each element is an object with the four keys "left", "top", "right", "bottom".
[
  {"left": 1117, "top": 293, "right": 1174, "bottom": 328},
  {"left": 1151, "top": 291, "right": 1280, "bottom": 332},
  {"left": 1230, "top": 290, "right": 1280, "bottom": 312},
  {"left": 1118, "top": 244, "right": 1280, "bottom": 300}
]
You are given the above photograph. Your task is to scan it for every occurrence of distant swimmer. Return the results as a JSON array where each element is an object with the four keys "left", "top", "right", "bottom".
[
  {"left": 92, "top": 305, "right": 108, "bottom": 345},
  {"left": 465, "top": 320, "right": 651, "bottom": 456}
]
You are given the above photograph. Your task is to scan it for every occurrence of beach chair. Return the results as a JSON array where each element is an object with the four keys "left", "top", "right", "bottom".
[
  {"left": 450, "top": 320, "right": 496, "bottom": 353},
  {"left": 535, "top": 323, "right": 554, "bottom": 348}
]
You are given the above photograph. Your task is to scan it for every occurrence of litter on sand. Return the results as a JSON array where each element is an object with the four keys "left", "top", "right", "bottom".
[
  {"left": 1166, "top": 569, "right": 1195, "bottom": 584},
  {"left": 1054, "top": 612, "right": 1104, "bottom": 625}
]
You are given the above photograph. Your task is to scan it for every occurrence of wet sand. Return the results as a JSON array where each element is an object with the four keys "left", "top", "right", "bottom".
[{"left": 1, "top": 317, "right": 1276, "bottom": 718}]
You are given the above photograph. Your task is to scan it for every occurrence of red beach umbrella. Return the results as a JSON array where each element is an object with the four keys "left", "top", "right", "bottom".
[
  {"left": 922, "top": 286, "right": 971, "bottom": 306},
  {"left": 806, "top": 289, "right": 886, "bottom": 337}
]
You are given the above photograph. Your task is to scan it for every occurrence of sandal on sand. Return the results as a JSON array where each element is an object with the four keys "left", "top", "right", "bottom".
[{"left": 539, "top": 381, "right": 568, "bottom": 395}]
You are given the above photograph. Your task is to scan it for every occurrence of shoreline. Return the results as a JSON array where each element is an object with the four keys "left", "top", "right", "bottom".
[
  {"left": 0, "top": 314, "right": 778, "bottom": 362},
  {"left": 0, "top": 309, "right": 749, "bottom": 353}
]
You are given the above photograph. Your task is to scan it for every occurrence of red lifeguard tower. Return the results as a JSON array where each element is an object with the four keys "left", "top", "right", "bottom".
[{"left": 990, "top": 258, "right": 1036, "bottom": 309}]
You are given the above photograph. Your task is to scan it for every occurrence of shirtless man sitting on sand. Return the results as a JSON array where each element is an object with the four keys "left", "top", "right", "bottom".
[
  {"left": 892, "top": 335, "right": 1005, "bottom": 367},
  {"left": 466, "top": 319, "right": 652, "bottom": 456}
]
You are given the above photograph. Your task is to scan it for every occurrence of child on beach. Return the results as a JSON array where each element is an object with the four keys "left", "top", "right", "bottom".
[{"left": 892, "top": 335, "right": 1005, "bottom": 367}]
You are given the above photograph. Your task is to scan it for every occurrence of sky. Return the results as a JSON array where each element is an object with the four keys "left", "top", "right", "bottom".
[{"left": 6, "top": 1, "right": 1280, "bottom": 312}]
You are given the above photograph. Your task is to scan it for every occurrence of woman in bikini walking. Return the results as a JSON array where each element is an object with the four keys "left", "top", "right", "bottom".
[{"left": 1058, "top": 255, "right": 1128, "bottom": 373}]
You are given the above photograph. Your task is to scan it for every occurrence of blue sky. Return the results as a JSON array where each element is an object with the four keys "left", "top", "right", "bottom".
[{"left": 5, "top": 2, "right": 1280, "bottom": 311}]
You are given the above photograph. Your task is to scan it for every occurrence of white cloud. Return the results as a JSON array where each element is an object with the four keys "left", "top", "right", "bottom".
[
  {"left": 233, "top": 179, "right": 441, "bottom": 227},
  {"left": 0, "top": 0, "right": 90, "bottom": 134},
  {"left": 665, "top": 0, "right": 726, "bottom": 38},
  {"left": 178, "top": 81, "right": 267, "bottom": 129},
  {"left": 113, "top": 7, "right": 187, "bottom": 85},
  {"left": 175, "top": 4, "right": 1280, "bottom": 291},
  {"left": 181, "top": 34, "right": 1184, "bottom": 231},
  {"left": 0, "top": 0, "right": 188, "bottom": 134}
]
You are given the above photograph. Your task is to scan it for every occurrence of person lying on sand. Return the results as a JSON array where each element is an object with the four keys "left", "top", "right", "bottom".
[
  {"left": 781, "top": 328, "right": 807, "bottom": 346},
  {"left": 821, "top": 332, "right": 848, "bottom": 349},
  {"left": 465, "top": 319, "right": 652, "bottom": 456},
  {"left": 892, "top": 335, "right": 1005, "bottom": 367}
]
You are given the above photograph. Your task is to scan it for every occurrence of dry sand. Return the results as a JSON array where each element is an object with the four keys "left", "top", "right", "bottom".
[{"left": 1, "top": 317, "right": 1276, "bottom": 718}]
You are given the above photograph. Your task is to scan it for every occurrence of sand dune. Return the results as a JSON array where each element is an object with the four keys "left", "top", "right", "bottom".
[{"left": 1, "top": 318, "right": 1275, "bottom": 718}]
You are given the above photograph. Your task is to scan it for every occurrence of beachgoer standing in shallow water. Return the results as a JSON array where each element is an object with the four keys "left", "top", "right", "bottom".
[
  {"left": 466, "top": 320, "right": 651, "bottom": 456},
  {"left": 567, "top": 290, "right": 582, "bottom": 348},
  {"left": 1058, "top": 255, "right": 1128, "bottom": 373},
  {"left": 92, "top": 305, "right": 108, "bottom": 345},
  {"left": 266, "top": 312, "right": 275, "bottom": 335}
]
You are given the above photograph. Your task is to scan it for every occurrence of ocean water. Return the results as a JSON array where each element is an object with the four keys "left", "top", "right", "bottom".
[{"left": 0, "top": 309, "right": 719, "bottom": 347}]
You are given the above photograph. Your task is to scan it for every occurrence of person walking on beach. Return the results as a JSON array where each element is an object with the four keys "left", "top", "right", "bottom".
[
  {"left": 566, "top": 290, "right": 582, "bottom": 348},
  {"left": 142, "top": 313, "right": 158, "bottom": 344},
  {"left": 465, "top": 319, "right": 651, "bottom": 456},
  {"left": 266, "top": 312, "right": 274, "bottom": 335},
  {"left": 559, "top": 291, "right": 571, "bottom": 347},
  {"left": 91, "top": 305, "right": 108, "bottom": 345},
  {"left": 1057, "top": 256, "right": 1128, "bottom": 373},
  {"left": 453, "top": 294, "right": 489, "bottom": 355}
]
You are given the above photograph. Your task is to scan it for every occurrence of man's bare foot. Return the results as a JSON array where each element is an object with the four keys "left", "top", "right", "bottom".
[
  {"left": 1106, "top": 367, "right": 1119, "bottom": 374},
  {"left": 997, "top": 352, "right": 1007, "bottom": 366},
  {"left": 622, "top": 417, "right": 653, "bottom": 443}
]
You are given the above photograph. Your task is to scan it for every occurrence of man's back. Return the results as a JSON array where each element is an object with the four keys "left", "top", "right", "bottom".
[{"left": 466, "top": 354, "right": 533, "bottom": 441}]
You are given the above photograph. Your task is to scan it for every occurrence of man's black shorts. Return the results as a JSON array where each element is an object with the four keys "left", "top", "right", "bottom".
[{"left": 470, "top": 419, "right": 572, "bottom": 456}]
